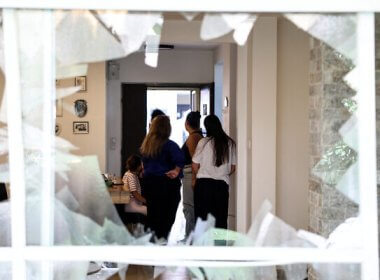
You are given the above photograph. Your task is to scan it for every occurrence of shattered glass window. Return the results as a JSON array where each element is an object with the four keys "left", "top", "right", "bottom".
[{"left": 0, "top": 8, "right": 376, "bottom": 280}]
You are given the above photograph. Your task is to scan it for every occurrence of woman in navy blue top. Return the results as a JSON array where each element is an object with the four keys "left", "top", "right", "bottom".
[{"left": 140, "top": 115, "right": 184, "bottom": 239}]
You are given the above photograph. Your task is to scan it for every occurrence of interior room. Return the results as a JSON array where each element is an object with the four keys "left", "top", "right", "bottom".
[
  {"left": 54, "top": 13, "right": 311, "bottom": 234},
  {"left": 0, "top": 9, "right": 375, "bottom": 280}
]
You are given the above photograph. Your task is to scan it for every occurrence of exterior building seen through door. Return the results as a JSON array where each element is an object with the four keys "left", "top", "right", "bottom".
[{"left": 147, "top": 88, "right": 199, "bottom": 146}]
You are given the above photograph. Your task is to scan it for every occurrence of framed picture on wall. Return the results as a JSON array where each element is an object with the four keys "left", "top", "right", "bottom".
[
  {"left": 75, "top": 76, "right": 87, "bottom": 92},
  {"left": 73, "top": 121, "right": 89, "bottom": 134},
  {"left": 55, "top": 123, "right": 61, "bottom": 136},
  {"left": 202, "top": 104, "right": 208, "bottom": 116},
  {"left": 56, "top": 99, "right": 63, "bottom": 117}
]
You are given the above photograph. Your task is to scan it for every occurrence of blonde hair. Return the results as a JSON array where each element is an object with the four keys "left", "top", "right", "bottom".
[{"left": 140, "top": 115, "right": 171, "bottom": 158}]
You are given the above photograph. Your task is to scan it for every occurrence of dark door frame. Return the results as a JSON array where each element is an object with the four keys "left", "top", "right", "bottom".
[
  {"left": 120, "top": 82, "right": 215, "bottom": 174},
  {"left": 145, "top": 82, "right": 215, "bottom": 114}
]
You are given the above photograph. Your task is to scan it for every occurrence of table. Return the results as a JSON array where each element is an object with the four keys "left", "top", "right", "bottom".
[{"left": 108, "top": 184, "right": 130, "bottom": 204}]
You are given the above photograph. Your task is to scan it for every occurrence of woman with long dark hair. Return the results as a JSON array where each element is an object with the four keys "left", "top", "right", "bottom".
[
  {"left": 140, "top": 115, "right": 184, "bottom": 239},
  {"left": 192, "top": 115, "right": 236, "bottom": 229},
  {"left": 181, "top": 111, "right": 203, "bottom": 236}
]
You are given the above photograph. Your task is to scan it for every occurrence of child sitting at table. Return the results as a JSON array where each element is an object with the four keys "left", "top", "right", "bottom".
[{"left": 123, "top": 155, "right": 147, "bottom": 216}]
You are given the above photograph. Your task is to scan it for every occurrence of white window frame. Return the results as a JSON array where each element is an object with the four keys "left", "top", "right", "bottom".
[
  {"left": 0, "top": 0, "right": 380, "bottom": 12},
  {"left": 0, "top": 2, "right": 378, "bottom": 280}
]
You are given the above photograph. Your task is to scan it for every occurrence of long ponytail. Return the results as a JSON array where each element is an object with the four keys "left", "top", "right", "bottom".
[{"left": 204, "top": 115, "right": 235, "bottom": 167}]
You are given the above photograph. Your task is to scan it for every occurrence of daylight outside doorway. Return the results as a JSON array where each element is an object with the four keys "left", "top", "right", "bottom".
[{"left": 146, "top": 88, "right": 199, "bottom": 146}]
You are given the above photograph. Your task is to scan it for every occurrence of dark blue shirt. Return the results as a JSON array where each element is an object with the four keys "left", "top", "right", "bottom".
[{"left": 142, "top": 140, "right": 185, "bottom": 178}]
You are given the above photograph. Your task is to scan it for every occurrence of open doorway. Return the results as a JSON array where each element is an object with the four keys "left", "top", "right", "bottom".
[
  {"left": 146, "top": 87, "right": 199, "bottom": 147},
  {"left": 121, "top": 83, "right": 214, "bottom": 175},
  {"left": 120, "top": 83, "right": 214, "bottom": 242}
]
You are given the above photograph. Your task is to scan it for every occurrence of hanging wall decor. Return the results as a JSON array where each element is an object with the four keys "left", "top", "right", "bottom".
[
  {"left": 75, "top": 76, "right": 87, "bottom": 92},
  {"left": 74, "top": 99, "right": 88, "bottom": 118},
  {"left": 56, "top": 99, "right": 63, "bottom": 117},
  {"left": 73, "top": 121, "right": 89, "bottom": 134},
  {"left": 55, "top": 123, "right": 61, "bottom": 136}
]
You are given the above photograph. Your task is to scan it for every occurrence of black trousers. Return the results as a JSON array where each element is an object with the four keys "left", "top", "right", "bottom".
[
  {"left": 143, "top": 176, "right": 181, "bottom": 240},
  {"left": 0, "top": 183, "right": 7, "bottom": 202},
  {"left": 194, "top": 178, "right": 229, "bottom": 229}
]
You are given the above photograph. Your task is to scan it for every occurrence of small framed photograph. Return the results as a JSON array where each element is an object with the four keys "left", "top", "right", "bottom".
[
  {"left": 75, "top": 76, "right": 87, "bottom": 92},
  {"left": 203, "top": 104, "right": 208, "bottom": 115},
  {"left": 56, "top": 99, "right": 63, "bottom": 117},
  {"left": 55, "top": 123, "right": 62, "bottom": 136},
  {"left": 73, "top": 121, "right": 89, "bottom": 134}
]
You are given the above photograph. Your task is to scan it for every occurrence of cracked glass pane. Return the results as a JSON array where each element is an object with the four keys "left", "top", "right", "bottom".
[
  {"left": 200, "top": 13, "right": 257, "bottom": 45},
  {"left": 0, "top": 9, "right": 371, "bottom": 279},
  {"left": 279, "top": 15, "right": 361, "bottom": 242}
]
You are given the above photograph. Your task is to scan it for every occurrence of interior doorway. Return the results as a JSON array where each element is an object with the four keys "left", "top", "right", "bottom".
[
  {"left": 120, "top": 83, "right": 214, "bottom": 242},
  {"left": 120, "top": 84, "right": 147, "bottom": 175},
  {"left": 121, "top": 83, "right": 214, "bottom": 175}
]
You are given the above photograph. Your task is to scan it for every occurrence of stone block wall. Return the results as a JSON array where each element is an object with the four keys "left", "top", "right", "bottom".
[
  {"left": 308, "top": 36, "right": 361, "bottom": 280},
  {"left": 375, "top": 13, "right": 380, "bottom": 259},
  {"left": 308, "top": 38, "right": 358, "bottom": 238},
  {"left": 308, "top": 16, "right": 380, "bottom": 279}
]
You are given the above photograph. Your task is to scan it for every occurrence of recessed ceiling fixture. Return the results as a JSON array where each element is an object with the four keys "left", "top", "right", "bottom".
[
  {"left": 157, "top": 44, "right": 175, "bottom": 50},
  {"left": 144, "top": 44, "right": 174, "bottom": 51}
]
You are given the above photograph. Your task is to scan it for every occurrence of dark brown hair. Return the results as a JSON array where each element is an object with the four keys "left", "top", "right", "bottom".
[
  {"left": 150, "top": 109, "right": 165, "bottom": 122},
  {"left": 186, "top": 111, "right": 201, "bottom": 129},
  {"left": 140, "top": 115, "right": 171, "bottom": 158},
  {"left": 204, "top": 115, "right": 235, "bottom": 167},
  {"left": 126, "top": 154, "right": 142, "bottom": 172}
]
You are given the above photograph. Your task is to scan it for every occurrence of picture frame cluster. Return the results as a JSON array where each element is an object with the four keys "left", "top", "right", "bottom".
[{"left": 55, "top": 76, "right": 89, "bottom": 135}]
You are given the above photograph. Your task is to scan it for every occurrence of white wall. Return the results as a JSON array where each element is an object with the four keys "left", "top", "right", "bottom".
[
  {"left": 161, "top": 19, "right": 235, "bottom": 45},
  {"left": 251, "top": 16, "right": 278, "bottom": 219},
  {"left": 236, "top": 32, "right": 253, "bottom": 233},
  {"left": 106, "top": 49, "right": 214, "bottom": 175},
  {"left": 214, "top": 44, "right": 237, "bottom": 135},
  {"left": 115, "top": 50, "right": 214, "bottom": 84},
  {"left": 276, "top": 18, "right": 310, "bottom": 230},
  {"left": 236, "top": 16, "right": 310, "bottom": 232},
  {"left": 214, "top": 63, "right": 223, "bottom": 121},
  {"left": 57, "top": 62, "right": 106, "bottom": 172},
  {"left": 214, "top": 43, "right": 238, "bottom": 230}
]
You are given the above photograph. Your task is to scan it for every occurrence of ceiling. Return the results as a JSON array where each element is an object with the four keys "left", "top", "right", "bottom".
[
  {"left": 171, "top": 43, "right": 218, "bottom": 50},
  {"left": 163, "top": 12, "right": 204, "bottom": 21}
]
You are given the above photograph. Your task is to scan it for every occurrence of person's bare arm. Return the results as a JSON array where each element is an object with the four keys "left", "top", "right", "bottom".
[
  {"left": 132, "top": 191, "right": 146, "bottom": 204},
  {"left": 192, "top": 162, "right": 200, "bottom": 189},
  {"left": 229, "top": 164, "right": 236, "bottom": 176},
  {"left": 165, "top": 166, "right": 181, "bottom": 179},
  {"left": 187, "top": 134, "right": 202, "bottom": 157}
]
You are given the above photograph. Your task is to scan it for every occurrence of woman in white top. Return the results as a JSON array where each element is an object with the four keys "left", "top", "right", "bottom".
[{"left": 192, "top": 115, "right": 236, "bottom": 229}]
